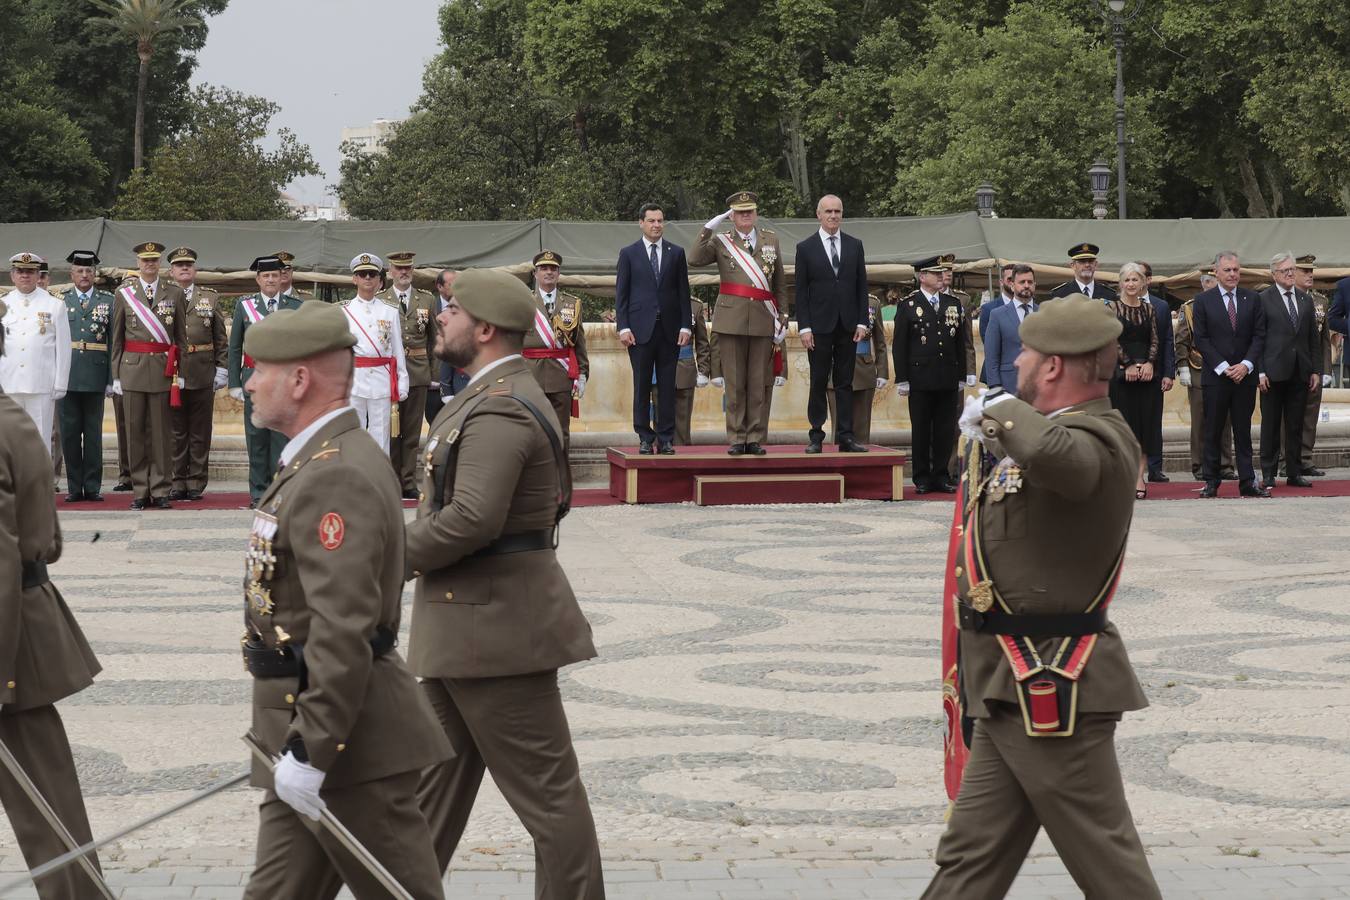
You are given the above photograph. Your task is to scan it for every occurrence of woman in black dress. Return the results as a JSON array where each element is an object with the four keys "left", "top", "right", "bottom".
[{"left": 1108, "top": 262, "right": 1160, "bottom": 498}]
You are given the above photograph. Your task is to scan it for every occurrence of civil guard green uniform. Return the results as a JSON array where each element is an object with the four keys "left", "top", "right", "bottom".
[
  {"left": 60, "top": 250, "right": 115, "bottom": 501},
  {"left": 227, "top": 255, "right": 306, "bottom": 505},
  {"left": 923, "top": 295, "right": 1159, "bottom": 899}
]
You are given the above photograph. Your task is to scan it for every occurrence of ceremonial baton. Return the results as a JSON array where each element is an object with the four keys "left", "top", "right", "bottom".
[
  {"left": 242, "top": 732, "right": 416, "bottom": 900},
  {"left": 0, "top": 766, "right": 247, "bottom": 897},
  {"left": 0, "top": 736, "right": 117, "bottom": 899}
]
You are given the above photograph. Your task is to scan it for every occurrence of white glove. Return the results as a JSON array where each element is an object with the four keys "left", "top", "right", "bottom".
[
  {"left": 896, "top": 381, "right": 910, "bottom": 397},
  {"left": 213, "top": 367, "right": 227, "bottom": 391},
  {"left": 773, "top": 375, "right": 786, "bottom": 387},
  {"left": 711, "top": 377, "right": 725, "bottom": 388},
  {"left": 55, "top": 390, "right": 66, "bottom": 401},
  {"left": 175, "top": 377, "right": 185, "bottom": 389},
  {"left": 1178, "top": 367, "right": 1192, "bottom": 388},
  {"left": 957, "top": 381, "right": 966, "bottom": 390},
  {"left": 228, "top": 387, "right": 244, "bottom": 401},
  {"left": 398, "top": 390, "right": 408, "bottom": 402},
  {"left": 704, "top": 209, "right": 732, "bottom": 230},
  {"left": 574, "top": 374, "right": 587, "bottom": 399},
  {"left": 696, "top": 373, "right": 710, "bottom": 388},
  {"left": 104, "top": 384, "right": 116, "bottom": 398},
  {"left": 272, "top": 751, "right": 326, "bottom": 821},
  {"left": 110, "top": 379, "right": 123, "bottom": 396},
  {"left": 965, "top": 374, "right": 977, "bottom": 387},
  {"left": 1323, "top": 374, "right": 1333, "bottom": 387},
  {"left": 773, "top": 324, "right": 788, "bottom": 345},
  {"left": 875, "top": 377, "right": 887, "bottom": 390}
]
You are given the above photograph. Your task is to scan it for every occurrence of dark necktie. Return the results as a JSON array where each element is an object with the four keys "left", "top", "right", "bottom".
[
  {"left": 649, "top": 243, "right": 659, "bottom": 280},
  {"left": 1019, "top": 302, "right": 1031, "bottom": 321},
  {"left": 1284, "top": 290, "right": 1298, "bottom": 326},
  {"left": 266, "top": 297, "right": 276, "bottom": 314},
  {"left": 1225, "top": 292, "right": 1237, "bottom": 329},
  {"left": 829, "top": 235, "right": 839, "bottom": 275},
  {"left": 400, "top": 292, "right": 408, "bottom": 315}
]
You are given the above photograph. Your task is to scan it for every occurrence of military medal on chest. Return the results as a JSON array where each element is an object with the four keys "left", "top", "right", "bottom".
[
  {"left": 155, "top": 301, "right": 174, "bottom": 326},
  {"left": 195, "top": 297, "right": 214, "bottom": 320},
  {"left": 416, "top": 307, "right": 430, "bottom": 333},
  {"left": 945, "top": 304, "right": 960, "bottom": 335},
  {"left": 759, "top": 243, "right": 776, "bottom": 276},
  {"left": 245, "top": 510, "right": 279, "bottom": 616},
  {"left": 985, "top": 459, "right": 1023, "bottom": 503},
  {"left": 376, "top": 317, "right": 392, "bottom": 349},
  {"left": 37, "top": 311, "right": 51, "bottom": 335}
]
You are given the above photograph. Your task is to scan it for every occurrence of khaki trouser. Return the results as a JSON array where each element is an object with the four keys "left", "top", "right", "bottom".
[
  {"left": 1296, "top": 377, "right": 1323, "bottom": 469},
  {"left": 112, "top": 392, "right": 131, "bottom": 486},
  {"left": 391, "top": 385, "right": 428, "bottom": 492},
  {"left": 717, "top": 333, "right": 771, "bottom": 444},
  {"left": 923, "top": 704, "right": 1161, "bottom": 900},
  {"left": 418, "top": 672, "right": 604, "bottom": 899},
  {"left": 244, "top": 771, "right": 445, "bottom": 900},
  {"left": 171, "top": 386, "right": 214, "bottom": 493},
  {"left": 1186, "top": 379, "right": 1234, "bottom": 476},
  {"left": 827, "top": 388, "right": 876, "bottom": 443},
  {"left": 124, "top": 389, "right": 173, "bottom": 500}
]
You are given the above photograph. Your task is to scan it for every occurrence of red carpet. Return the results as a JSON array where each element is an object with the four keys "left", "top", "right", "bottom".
[
  {"left": 904, "top": 478, "right": 1350, "bottom": 501},
  {"left": 56, "top": 488, "right": 625, "bottom": 511}
]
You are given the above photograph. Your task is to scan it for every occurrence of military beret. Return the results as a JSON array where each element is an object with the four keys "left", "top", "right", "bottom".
[
  {"left": 167, "top": 246, "right": 197, "bottom": 265},
  {"left": 386, "top": 250, "right": 416, "bottom": 267},
  {"left": 243, "top": 300, "right": 356, "bottom": 362},
  {"left": 1296, "top": 254, "right": 1316, "bottom": 270},
  {"left": 350, "top": 252, "right": 382, "bottom": 273},
  {"left": 452, "top": 268, "right": 537, "bottom": 332},
  {"left": 913, "top": 255, "right": 945, "bottom": 273},
  {"left": 1019, "top": 294, "right": 1122, "bottom": 356},
  {"left": 273, "top": 250, "right": 296, "bottom": 266},
  {"left": 1068, "top": 242, "right": 1100, "bottom": 260},
  {"left": 250, "top": 255, "right": 283, "bottom": 273},
  {"left": 66, "top": 250, "right": 99, "bottom": 267},
  {"left": 726, "top": 190, "right": 758, "bottom": 211},
  {"left": 133, "top": 241, "right": 165, "bottom": 259},
  {"left": 9, "top": 252, "right": 42, "bottom": 270},
  {"left": 532, "top": 249, "right": 562, "bottom": 269}
]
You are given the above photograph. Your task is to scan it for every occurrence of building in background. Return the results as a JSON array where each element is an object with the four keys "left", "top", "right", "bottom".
[{"left": 340, "top": 117, "right": 404, "bottom": 156}]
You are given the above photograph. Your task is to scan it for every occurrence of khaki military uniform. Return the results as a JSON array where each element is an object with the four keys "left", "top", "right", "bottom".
[
  {"left": 406, "top": 357, "right": 603, "bottom": 897},
  {"left": 1175, "top": 300, "right": 1236, "bottom": 478},
  {"left": 0, "top": 392, "right": 105, "bottom": 900},
  {"left": 109, "top": 279, "right": 188, "bottom": 502},
  {"left": 378, "top": 286, "right": 438, "bottom": 492},
  {"left": 60, "top": 287, "right": 115, "bottom": 499},
  {"left": 241, "top": 408, "right": 451, "bottom": 900},
  {"left": 1291, "top": 290, "right": 1333, "bottom": 471},
  {"left": 688, "top": 226, "right": 789, "bottom": 445},
  {"left": 171, "top": 286, "right": 227, "bottom": 496},
  {"left": 667, "top": 298, "right": 712, "bottom": 445},
  {"left": 827, "top": 292, "right": 889, "bottom": 442},
  {"left": 522, "top": 289, "right": 588, "bottom": 449},
  {"left": 228, "top": 294, "right": 307, "bottom": 502},
  {"left": 925, "top": 396, "right": 1159, "bottom": 899}
]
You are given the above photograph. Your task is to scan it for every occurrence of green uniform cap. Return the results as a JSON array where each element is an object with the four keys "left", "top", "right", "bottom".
[
  {"left": 1019, "top": 293, "right": 1122, "bottom": 355},
  {"left": 243, "top": 300, "right": 357, "bottom": 362},
  {"left": 452, "top": 268, "right": 537, "bottom": 332}
]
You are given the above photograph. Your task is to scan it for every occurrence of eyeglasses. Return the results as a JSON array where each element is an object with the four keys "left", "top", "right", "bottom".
[
  {"left": 1272, "top": 267, "right": 1296, "bottom": 275},
  {"left": 354, "top": 271, "right": 380, "bottom": 278}
]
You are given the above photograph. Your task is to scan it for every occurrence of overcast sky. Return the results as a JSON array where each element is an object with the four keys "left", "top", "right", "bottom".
[{"left": 192, "top": 0, "right": 444, "bottom": 205}]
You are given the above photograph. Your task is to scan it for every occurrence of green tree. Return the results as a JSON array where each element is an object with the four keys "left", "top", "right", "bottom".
[{"left": 112, "top": 86, "right": 319, "bottom": 220}]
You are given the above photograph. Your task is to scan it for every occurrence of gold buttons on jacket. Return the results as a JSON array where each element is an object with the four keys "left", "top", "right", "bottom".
[
  {"left": 444, "top": 591, "right": 454, "bottom": 601},
  {"left": 954, "top": 566, "right": 963, "bottom": 578},
  {"left": 336, "top": 743, "right": 346, "bottom": 752},
  {"left": 285, "top": 693, "right": 295, "bottom": 704},
  {"left": 5, "top": 680, "right": 14, "bottom": 689},
  {"left": 1003, "top": 421, "right": 1015, "bottom": 430}
]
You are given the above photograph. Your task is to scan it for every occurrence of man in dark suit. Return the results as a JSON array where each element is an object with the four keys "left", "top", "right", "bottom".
[
  {"left": 616, "top": 202, "right": 692, "bottom": 454},
  {"left": 795, "top": 194, "right": 869, "bottom": 453},
  {"left": 977, "top": 262, "right": 1017, "bottom": 384},
  {"left": 1257, "top": 252, "right": 1320, "bottom": 489},
  {"left": 1141, "top": 262, "right": 1176, "bottom": 483},
  {"left": 1193, "top": 251, "right": 1268, "bottom": 498},
  {"left": 1049, "top": 243, "right": 1118, "bottom": 300},
  {"left": 1328, "top": 272, "right": 1350, "bottom": 343}
]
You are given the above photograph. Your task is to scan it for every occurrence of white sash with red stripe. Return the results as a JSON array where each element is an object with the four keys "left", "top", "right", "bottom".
[
  {"left": 242, "top": 297, "right": 264, "bottom": 324},
  {"left": 716, "top": 232, "right": 780, "bottom": 324},
  {"left": 533, "top": 307, "right": 574, "bottom": 378},
  {"left": 120, "top": 285, "right": 171, "bottom": 344}
]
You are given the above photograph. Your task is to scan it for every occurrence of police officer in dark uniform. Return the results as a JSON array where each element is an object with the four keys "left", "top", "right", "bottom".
[
  {"left": 60, "top": 251, "right": 115, "bottom": 502},
  {"left": 893, "top": 257, "right": 975, "bottom": 494}
]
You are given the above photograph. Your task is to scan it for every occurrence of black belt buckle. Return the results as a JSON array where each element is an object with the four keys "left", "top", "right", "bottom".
[{"left": 956, "top": 602, "right": 984, "bottom": 632}]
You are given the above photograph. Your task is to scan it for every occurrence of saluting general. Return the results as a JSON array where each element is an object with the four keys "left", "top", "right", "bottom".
[
  {"left": 341, "top": 253, "right": 409, "bottom": 453},
  {"left": 0, "top": 252, "right": 70, "bottom": 454},
  {"left": 59, "top": 251, "right": 115, "bottom": 502}
]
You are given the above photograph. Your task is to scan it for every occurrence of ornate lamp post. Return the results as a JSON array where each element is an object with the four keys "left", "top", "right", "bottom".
[
  {"left": 1092, "top": 0, "right": 1145, "bottom": 219},
  {"left": 975, "top": 182, "right": 996, "bottom": 218},
  {"left": 1089, "top": 160, "right": 1111, "bottom": 220}
]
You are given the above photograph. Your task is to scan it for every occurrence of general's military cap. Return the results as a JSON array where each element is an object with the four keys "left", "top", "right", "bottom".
[
  {"left": 452, "top": 268, "right": 538, "bottom": 332},
  {"left": 726, "top": 190, "right": 758, "bottom": 211},
  {"left": 250, "top": 255, "right": 284, "bottom": 273},
  {"left": 1068, "top": 242, "right": 1100, "bottom": 260},
  {"left": 273, "top": 250, "right": 296, "bottom": 267},
  {"left": 133, "top": 241, "right": 166, "bottom": 259},
  {"left": 1019, "top": 294, "right": 1122, "bottom": 355},
  {"left": 938, "top": 253, "right": 957, "bottom": 269},
  {"left": 386, "top": 250, "right": 417, "bottom": 267},
  {"left": 8, "top": 252, "right": 42, "bottom": 270},
  {"left": 532, "top": 250, "right": 562, "bottom": 269},
  {"left": 66, "top": 250, "right": 100, "bottom": 267},
  {"left": 243, "top": 300, "right": 356, "bottom": 362},
  {"left": 167, "top": 247, "right": 197, "bottom": 265},
  {"left": 350, "top": 252, "right": 383, "bottom": 273},
  {"left": 913, "top": 256, "right": 945, "bottom": 273},
  {"left": 1296, "top": 254, "right": 1317, "bottom": 270}
]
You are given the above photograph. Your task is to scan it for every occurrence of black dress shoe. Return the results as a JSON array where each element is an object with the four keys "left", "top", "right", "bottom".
[
  {"left": 1198, "top": 482, "right": 1219, "bottom": 499},
  {"left": 401, "top": 489, "right": 419, "bottom": 500},
  {"left": 86, "top": 493, "right": 104, "bottom": 502},
  {"left": 1239, "top": 481, "right": 1271, "bottom": 498},
  {"left": 1287, "top": 476, "right": 1314, "bottom": 488},
  {"left": 727, "top": 444, "right": 746, "bottom": 456},
  {"left": 1305, "top": 466, "right": 1327, "bottom": 477},
  {"left": 113, "top": 482, "right": 133, "bottom": 492},
  {"left": 639, "top": 440, "right": 654, "bottom": 455},
  {"left": 152, "top": 497, "right": 173, "bottom": 509},
  {"left": 169, "top": 489, "right": 189, "bottom": 501},
  {"left": 1147, "top": 470, "right": 1170, "bottom": 483},
  {"left": 186, "top": 489, "right": 203, "bottom": 501},
  {"left": 129, "top": 498, "right": 147, "bottom": 510},
  {"left": 65, "top": 493, "right": 83, "bottom": 503},
  {"left": 657, "top": 442, "right": 676, "bottom": 455},
  {"left": 838, "top": 438, "right": 869, "bottom": 453},
  {"left": 746, "top": 442, "right": 767, "bottom": 456},
  {"left": 936, "top": 480, "right": 957, "bottom": 494},
  {"left": 914, "top": 483, "right": 932, "bottom": 495},
  {"left": 805, "top": 441, "right": 823, "bottom": 454},
  {"left": 1220, "top": 468, "right": 1240, "bottom": 481}
]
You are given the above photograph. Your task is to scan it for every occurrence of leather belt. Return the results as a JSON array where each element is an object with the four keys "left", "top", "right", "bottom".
[
  {"left": 467, "top": 529, "right": 556, "bottom": 559},
  {"left": 242, "top": 626, "right": 397, "bottom": 678},
  {"left": 71, "top": 341, "right": 107, "bottom": 351},
  {"left": 21, "top": 561, "right": 49, "bottom": 589},
  {"left": 406, "top": 347, "right": 428, "bottom": 358},
  {"left": 957, "top": 603, "right": 1108, "bottom": 637},
  {"left": 187, "top": 342, "right": 215, "bottom": 353}
]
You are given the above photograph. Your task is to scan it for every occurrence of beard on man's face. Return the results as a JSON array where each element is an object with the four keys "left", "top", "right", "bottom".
[{"left": 434, "top": 318, "right": 477, "bottom": 369}]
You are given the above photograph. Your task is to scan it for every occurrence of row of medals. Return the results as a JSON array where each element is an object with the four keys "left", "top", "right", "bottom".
[{"left": 246, "top": 514, "right": 279, "bottom": 617}]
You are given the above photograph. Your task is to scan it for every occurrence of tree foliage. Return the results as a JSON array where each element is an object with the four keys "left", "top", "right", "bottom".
[{"left": 112, "top": 86, "right": 319, "bottom": 220}]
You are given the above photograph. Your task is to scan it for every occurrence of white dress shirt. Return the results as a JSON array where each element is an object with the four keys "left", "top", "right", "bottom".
[{"left": 1213, "top": 289, "right": 1254, "bottom": 375}]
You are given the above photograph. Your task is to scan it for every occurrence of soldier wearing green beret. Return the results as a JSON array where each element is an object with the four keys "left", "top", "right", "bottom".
[
  {"left": 406, "top": 268, "right": 604, "bottom": 897},
  {"left": 60, "top": 251, "right": 115, "bottom": 502},
  {"left": 377, "top": 250, "right": 438, "bottom": 499},
  {"left": 238, "top": 300, "right": 451, "bottom": 900},
  {"left": 923, "top": 295, "right": 1159, "bottom": 899}
]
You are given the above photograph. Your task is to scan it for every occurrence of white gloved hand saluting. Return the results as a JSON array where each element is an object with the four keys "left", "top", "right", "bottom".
[
  {"left": 773, "top": 375, "right": 786, "bottom": 387},
  {"left": 272, "top": 751, "right": 326, "bottom": 821},
  {"left": 704, "top": 209, "right": 733, "bottom": 231},
  {"left": 213, "top": 367, "right": 228, "bottom": 391},
  {"left": 895, "top": 381, "right": 910, "bottom": 398},
  {"left": 960, "top": 388, "right": 1017, "bottom": 443},
  {"left": 711, "top": 377, "right": 725, "bottom": 388},
  {"left": 229, "top": 387, "right": 244, "bottom": 401},
  {"left": 696, "top": 373, "right": 710, "bottom": 388}
]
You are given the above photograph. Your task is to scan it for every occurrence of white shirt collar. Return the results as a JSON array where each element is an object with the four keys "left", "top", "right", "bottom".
[
  {"left": 140, "top": 278, "right": 156, "bottom": 292},
  {"left": 922, "top": 289, "right": 939, "bottom": 304},
  {"left": 818, "top": 227, "right": 841, "bottom": 242},
  {"left": 279, "top": 407, "right": 350, "bottom": 467},
  {"left": 539, "top": 288, "right": 555, "bottom": 303},
  {"left": 467, "top": 354, "right": 522, "bottom": 387},
  {"left": 737, "top": 230, "right": 755, "bottom": 245},
  {"left": 642, "top": 237, "right": 661, "bottom": 251},
  {"left": 1077, "top": 280, "right": 1094, "bottom": 294},
  {"left": 1001, "top": 293, "right": 1015, "bottom": 305}
]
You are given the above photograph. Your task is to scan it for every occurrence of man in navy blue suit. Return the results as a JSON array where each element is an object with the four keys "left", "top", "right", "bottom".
[
  {"left": 615, "top": 203, "right": 692, "bottom": 453},
  {"left": 794, "top": 194, "right": 870, "bottom": 453},
  {"left": 1193, "top": 251, "right": 1268, "bottom": 498},
  {"left": 983, "top": 265, "right": 1038, "bottom": 394}
]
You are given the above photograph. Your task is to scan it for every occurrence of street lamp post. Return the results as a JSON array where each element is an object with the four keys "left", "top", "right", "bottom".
[
  {"left": 1089, "top": 160, "right": 1111, "bottom": 220},
  {"left": 975, "top": 182, "right": 996, "bottom": 218},
  {"left": 1092, "top": 0, "right": 1144, "bottom": 219}
]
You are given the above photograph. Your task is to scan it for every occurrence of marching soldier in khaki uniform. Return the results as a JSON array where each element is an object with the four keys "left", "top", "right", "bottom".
[
  {"left": 378, "top": 251, "right": 438, "bottom": 498},
  {"left": 827, "top": 289, "right": 888, "bottom": 443},
  {"left": 238, "top": 301, "right": 451, "bottom": 900},
  {"left": 1290, "top": 254, "right": 1331, "bottom": 476},
  {"left": 60, "top": 251, "right": 115, "bottom": 502},
  {"left": 688, "top": 191, "right": 789, "bottom": 455},
  {"left": 663, "top": 296, "right": 712, "bottom": 445},
  {"left": 0, "top": 303, "right": 106, "bottom": 899},
  {"left": 406, "top": 269, "right": 604, "bottom": 898},
  {"left": 924, "top": 295, "right": 1159, "bottom": 899},
  {"left": 109, "top": 241, "right": 187, "bottom": 510},
  {"left": 522, "top": 250, "right": 588, "bottom": 453},
  {"left": 166, "top": 248, "right": 227, "bottom": 501},
  {"left": 1175, "top": 289, "right": 1237, "bottom": 480}
]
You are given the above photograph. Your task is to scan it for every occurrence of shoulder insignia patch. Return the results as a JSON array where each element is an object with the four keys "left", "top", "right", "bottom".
[{"left": 318, "top": 512, "right": 345, "bottom": 550}]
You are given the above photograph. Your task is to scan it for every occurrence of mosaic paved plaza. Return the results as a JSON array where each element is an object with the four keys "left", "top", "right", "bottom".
[{"left": 5, "top": 491, "right": 1350, "bottom": 898}]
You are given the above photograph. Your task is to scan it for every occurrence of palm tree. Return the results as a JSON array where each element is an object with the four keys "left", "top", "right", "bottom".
[{"left": 89, "top": 0, "right": 203, "bottom": 171}]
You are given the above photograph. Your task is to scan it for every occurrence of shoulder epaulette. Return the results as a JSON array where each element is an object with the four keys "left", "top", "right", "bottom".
[
  {"left": 338, "top": 298, "right": 352, "bottom": 307},
  {"left": 310, "top": 447, "right": 340, "bottom": 461}
]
